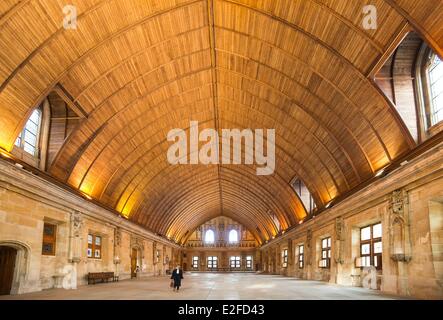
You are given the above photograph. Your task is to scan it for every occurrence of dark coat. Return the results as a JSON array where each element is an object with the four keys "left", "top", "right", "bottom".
[{"left": 170, "top": 268, "right": 184, "bottom": 287}]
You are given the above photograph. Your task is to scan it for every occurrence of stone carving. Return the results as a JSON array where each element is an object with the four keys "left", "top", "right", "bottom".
[
  {"left": 335, "top": 217, "right": 344, "bottom": 241},
  {"left": 114, "top": 228, "right": 122, "bottom": 247},
  {"left": 334, "top": 217, "right": 345, "bottom": 264},
  {"left": 306, "top": 229, "right": 312, "bottom": 266},
  {"left": 130, "top": 235, "right": 145, "bottom": 258},
  {"left": 71, "top": 211, "right": 83, "bottom": 237},
  {"left": 114, "top": 228, "right": 122, "bottom": 265},
  {"left": 306, "top": 229, "right": 312, "bottom": 247},
  {"left": 388, "top": 189, "right": 412, "bottom": 262},
  {"left": 153, "top": 242, "right": 159, "bottom": 264}
]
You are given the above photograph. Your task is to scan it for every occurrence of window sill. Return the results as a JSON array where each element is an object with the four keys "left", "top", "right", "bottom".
[{"left": 428, "top": 121, "right": 443, "bottom": 137}]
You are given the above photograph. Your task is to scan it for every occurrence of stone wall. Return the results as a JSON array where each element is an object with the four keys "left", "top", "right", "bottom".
[
  {"left": 260, "top": 143, "right": 443, "bottom": 299},
  {"left": 0, "top": 160, "right": 181, "bottom": 294}
]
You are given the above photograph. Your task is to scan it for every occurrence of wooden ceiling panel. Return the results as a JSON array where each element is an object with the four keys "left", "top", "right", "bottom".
[{"left": 0, "top": 0, "right": 437, "bottom": 242}]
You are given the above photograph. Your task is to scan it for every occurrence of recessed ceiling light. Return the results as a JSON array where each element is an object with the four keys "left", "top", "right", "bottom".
[
  {"left": 81, "top": 192, "right": 92, "bottom": 200},
  {"left": 375, "top": 168, "right": 385, "bottom": 177},
  {"left": 0, "top": 150, "right": 11, "bottom": 159}
]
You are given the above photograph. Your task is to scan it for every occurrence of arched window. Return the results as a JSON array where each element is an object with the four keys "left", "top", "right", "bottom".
[
  {"left": 15, "top": 108, "right": 42, "bottom": 156},
  {"left": 204, "top": 229, "right": 214, "bottom": 243},
  {"left": 229, "top": 229, "right": 238, "bottom": 243},
  {"left": 428, "top": 54, "right": 443, "bottom": 125}
]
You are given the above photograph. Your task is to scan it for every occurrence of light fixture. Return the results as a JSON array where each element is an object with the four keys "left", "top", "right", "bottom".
[
  {"left": 374, "top": 168, "right": 385, "bottom": 177},
  {"left": 0, "top": 150, "right": 12, "bottom": 159},
  {"left": 298, "top": 220, "right": 303, "bottom": 225},
  {"left": 15, "top": 163, "right": 23, "bottom": 169},
  {"left": 81, "top": 192, "right": 92, "bottom": 200},
  {"left": 325, "top": 201, "right": 333, "bottom": 209}
]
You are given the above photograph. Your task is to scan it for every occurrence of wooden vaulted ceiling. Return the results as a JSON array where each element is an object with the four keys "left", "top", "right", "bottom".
[{"left": 0, "top": 0, "right": 442, "bottom": 244}]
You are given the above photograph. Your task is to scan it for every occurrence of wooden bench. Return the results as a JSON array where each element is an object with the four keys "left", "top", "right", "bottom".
[{"left": 87, "top": 272, "right": 118, "bottom": 285}]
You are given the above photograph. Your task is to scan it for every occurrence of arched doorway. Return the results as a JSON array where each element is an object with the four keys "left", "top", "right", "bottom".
[
  {"left": 0, "top": 241, "right": 31, "bottom": 295},
  {"left": 130, "top": 246, "right": 143, "bottom": 278},
  {"left": 131, "top": 248, "right": 138, "bottom": 278},
  {"left": 0, "top": 246, "right": 17, "bottom": 295}
]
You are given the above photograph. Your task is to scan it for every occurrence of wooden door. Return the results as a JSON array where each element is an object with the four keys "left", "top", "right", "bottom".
[
  {"left": 0, "top": 246, "right": 17, "bottom": 295},
  {"left": 131, "top": 248, "right": 137, "bottom": 278}
]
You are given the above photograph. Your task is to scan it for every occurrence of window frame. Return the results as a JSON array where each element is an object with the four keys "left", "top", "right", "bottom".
[
  {"left": 207, "top": 256, "right": 218, "bottom": 269},
  {"left": 298, "top": 244, "right": 304, "bottom": 269},
  {"left": 204, "top": 229, "right": 215, "bottom": 244},
  {"left": 319, "top": 237, "right": 331, "bottom": 269},
  {"left": 360, "top": 223, "right": 383, "bottom": 271},
  {"left": 192, "top": 256, "right": 199, "bottom": 269},
  {"left": 416, "top": 45, "right": 443, "bottom": 135},
  {"left": 228, "top": 229, "right": 238, "bottom": 243},
  {"left": 15, "top": 108, "right": 42, "bottom": 157},
  {"left": 87, "top": 234, "right": 102, "bottom": 259},
  {"left": 230, "top": 256, "right": 241, "bottom": 268},
  {"left": 42, "top": 223, "right": 57, "bottom": 256},
  {"left": 282, "top": 249, "right": 288, "bottom": 268},
  {"left": 428, "top": 53, "right": 443, "bottom": 126},
  {"left": 246, "top": 256, "right": 253, "bottom": 269}
]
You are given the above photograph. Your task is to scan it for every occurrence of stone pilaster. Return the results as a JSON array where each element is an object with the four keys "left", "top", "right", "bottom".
[{"left": 388, "top": 188, "right": 412, "bottom": 295}]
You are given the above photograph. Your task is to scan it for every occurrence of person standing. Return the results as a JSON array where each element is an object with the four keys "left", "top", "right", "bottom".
[{"left": 170, "top": 265, "right": 184, "bottom": 292}]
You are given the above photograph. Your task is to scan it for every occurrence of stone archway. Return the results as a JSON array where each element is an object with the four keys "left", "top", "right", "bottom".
[
  {"left": 0, "top": 241, "right": 31, "bottom": 295},
  {"left": 130, "top": 245, "right": 144, "bottom": 278}
]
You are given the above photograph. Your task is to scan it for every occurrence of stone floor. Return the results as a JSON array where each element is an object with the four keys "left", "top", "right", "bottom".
[{"left": 0, "top": 273, "right": 404, "bottom": 300}]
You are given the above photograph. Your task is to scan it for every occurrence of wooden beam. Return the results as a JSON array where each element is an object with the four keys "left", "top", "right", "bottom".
[
  {"left": 366, "top": 22, "right": 411, "bottom": 79},
  {"left": 53, "top": 84, "right": 88, "bottom": 118}
]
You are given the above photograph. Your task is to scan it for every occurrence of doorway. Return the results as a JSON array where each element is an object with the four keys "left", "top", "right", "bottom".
[
  {"left": 0, "top": 246, "right": 17, "bottom": 295},
  {"left": 131, "top": 248, "right": 138, "bottom": 278}
]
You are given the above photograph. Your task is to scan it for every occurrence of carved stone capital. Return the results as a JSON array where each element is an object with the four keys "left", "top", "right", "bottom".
[
  {"left": 70, "top": 211, "right": 83, "bottom": 237},
  {"left": 390, "top": 254, "right": 412, "bottom": 263},
  {"left": 114, "top": 228, "right": 122, "bottom": 247}
]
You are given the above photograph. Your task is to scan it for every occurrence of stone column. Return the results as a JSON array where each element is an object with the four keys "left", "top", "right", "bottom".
[
  {"left": 334, "top": 217, "right": 345, "bottom": 284},
  {"left": 113, "top": 228, "right": 122, "bottom": 277},
  {"left": 67, "top": 210, "right": 83, "bottom": 289},
  {"left": 388, "top": 189, "right": 412, "bottom": 295},
  {"left": 306, "top": 229, "right": 313, "bottom": 279},
  {"left": 287, "top": 239, "right": 293, "bottom": 276}
]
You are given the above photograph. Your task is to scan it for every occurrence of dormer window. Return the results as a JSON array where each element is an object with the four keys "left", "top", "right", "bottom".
[{"left": 15, "top": 108, "right": 42, "bottom": 157}]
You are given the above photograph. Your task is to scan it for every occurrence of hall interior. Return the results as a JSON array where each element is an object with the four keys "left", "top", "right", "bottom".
[{"left": 0, "top": 0, "right": 442, "bottom": 299}]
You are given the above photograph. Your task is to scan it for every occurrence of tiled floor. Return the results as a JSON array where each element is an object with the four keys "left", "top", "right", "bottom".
[{"left": 0, "top": 273, "right": 403, "bottom": 300}]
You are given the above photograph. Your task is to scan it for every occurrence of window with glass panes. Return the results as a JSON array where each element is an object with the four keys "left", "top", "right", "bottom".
[
  {"left": 246, "top": 256, "right": 253, "bottom": 268},
  {"left": 87, "top": 234, "right": 102, "bottom": 259},
  {"left": 319, "top": 237, "right": 331, "bottom": 268},
  {"left": 429, "top": 54, "right": 443, "bottom": 125},
  {"left": 360, "top": 223, "right": 382, "bottom": 270},
  {"left": 298, "top": 245, "right": 304, "bottom": 269},
  {"left": 282, "top": 249, "right": 288, "bottom": 267},
  {"left": 230, "top": 256, "right": 241, "bottom": 268},
  {"left": 192, "top": 256, "right": 199, "bottom": 268},
  {"left": 15, "top": 109, "right": 41, "bottom": 156},
  {"left": 42, "top": 223, "right": 56, "bottom": 256},
  {"left": 207, "top": 256, "right": 217, "bottom": 269}
]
